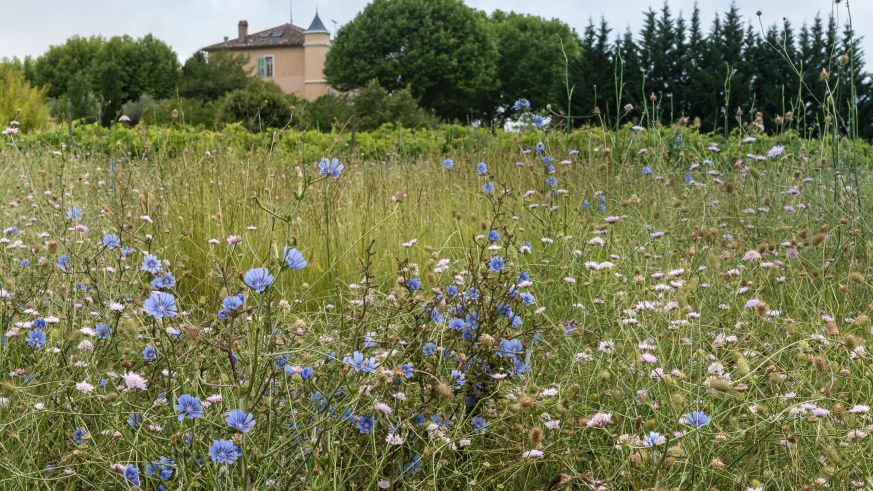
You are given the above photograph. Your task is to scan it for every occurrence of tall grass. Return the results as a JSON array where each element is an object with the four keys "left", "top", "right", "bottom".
[{"left": 1, "top": 119, "right": 871, "bottom": 489}]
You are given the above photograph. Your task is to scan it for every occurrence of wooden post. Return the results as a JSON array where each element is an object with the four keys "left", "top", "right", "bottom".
[
  {"left": 350, "top": 114, "right": 357, "bottom": 154},
  {"left": 66, "top": 100, "right": 74, "bottom": 148}
]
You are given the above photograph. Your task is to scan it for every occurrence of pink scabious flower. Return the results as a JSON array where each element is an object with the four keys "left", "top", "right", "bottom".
[
  {"left": 640, "top": 353, "right": 657, "bottom": 364},
  {"left": 744, "top": 298, "right": 763, "bottom": 309},
  {"left": 226, "top": 235, "right": 242, "bottom": 245},
  {"left": 604, "top": 216, "right": 621, "bottom": 224},
  {"left": 522, "top": 449, "right": 544, "bottom": 458},
  {"left": 75, "top": 381, "right": 94, "bottom": 393},
  {"left": 2, "top": 127, "right": 19, "bottom": 136},
  {"left": 845, "top": 429, "right": 867, "bottom": 443},
  {"left": 742, "top": 250, "right": 762, "bottom": 261},
  {"left": 539, "top": 387, "right": 559, "bottom": 398},
  {"left": 587, "top": 412, "right": 613, "bottom": 428},
  {"left": 374, "top": 402, "right": 393, "bottom": 414},
  {"left": 544, "top": 420, "right": 561, "bottom": 430},
  {"left": 385, "top": 433, "right": 404, "bottom": 446},
  {"left": 767, "top": 144, "right": 785, "bottom": 159},
  {"left": 849, "top": 404, "right": 869, "bottom": 414},
  {"left": 121, "top": 371, "right": 148, "bottom": 391}
]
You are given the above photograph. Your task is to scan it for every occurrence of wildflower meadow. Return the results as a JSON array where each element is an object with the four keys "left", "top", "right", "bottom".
[{"left": 0, "top": 111, "right": 871, "bottom": 490}]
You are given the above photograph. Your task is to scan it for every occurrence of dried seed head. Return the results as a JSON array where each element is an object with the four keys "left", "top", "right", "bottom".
[
  {"left": 519, "top": 395, "right": 536, "bottom": 409},
  {"left": 528, "top": 426, "right": 542, "bottom": 444},
  {"left": 435, "top": 382, "right": 453, "bottom": 399}
]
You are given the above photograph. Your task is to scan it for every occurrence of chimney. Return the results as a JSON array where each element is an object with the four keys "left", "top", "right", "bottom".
[{"left": 238, "top": 20, "right": 248, "bottom": 44}]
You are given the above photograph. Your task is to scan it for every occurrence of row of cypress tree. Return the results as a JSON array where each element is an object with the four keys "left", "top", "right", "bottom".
[{"left": 570, "top": 3, "right": 871, "bottom": 138}]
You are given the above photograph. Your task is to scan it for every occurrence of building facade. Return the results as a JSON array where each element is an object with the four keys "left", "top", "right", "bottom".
[{"left": 203, "top": 13, "right": 331, "bottom": 101}]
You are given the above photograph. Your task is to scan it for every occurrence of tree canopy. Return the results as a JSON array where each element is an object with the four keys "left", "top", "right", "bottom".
[
  {"left": 29, "top": 34, "right": 178, "bottom": 124},
  {"left": 180, "top": 51, "right": 252, "bottom": 101},
  {"left": 324, "top": 0, "right": 497, "bottom": 121},
  {"left": 489, "top": 11, "right": 581, "bottom": 122}
]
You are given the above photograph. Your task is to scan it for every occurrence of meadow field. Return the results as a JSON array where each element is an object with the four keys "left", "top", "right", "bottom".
[{"left": 0, "top": 121, "right": 871, "bottom": 489}]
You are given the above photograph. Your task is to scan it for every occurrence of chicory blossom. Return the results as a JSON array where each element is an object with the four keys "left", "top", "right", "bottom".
[
  {"left": 225, "top": 410, "right": 256, "bottom": 433},
  {"left": 174, "top": 394, "right": 204, "bottom": 421},
  {"left": 143, "top": 291, "right": 177, "bottom": 320},
  {"left": 283, "top": 247, "right": 307, "bottom": 270},
  {"left": 244, "top": 268, "right": 274, "bottom": 293},
  {"left": 319, "top": 157, "right": 344, "bottom": 178}
]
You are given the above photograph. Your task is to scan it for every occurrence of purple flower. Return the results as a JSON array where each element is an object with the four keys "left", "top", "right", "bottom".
[
  {"left": 225, "top": 409, "right": 256, "bottom": 433},
  {"left": 319, "top": 157, "right": 344, "bottom": 178},
  {"left": 208, "top": 439, "right": 240, "bottom": 464},
  {"left": 244, "top": 267, "right": 274, "bottom": 293},
  {"left": 143, "top": 291, "right": 177, "bottom": 320}
]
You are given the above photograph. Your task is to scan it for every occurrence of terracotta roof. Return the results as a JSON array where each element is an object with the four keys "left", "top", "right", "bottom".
[{"left": 203, "top": 23, "right": 306, "bottom": 51}]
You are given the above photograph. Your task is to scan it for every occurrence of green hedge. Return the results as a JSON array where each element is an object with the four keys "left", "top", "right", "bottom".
[{"left": 6, "top": 121, "right": 871, "bottom": 168}]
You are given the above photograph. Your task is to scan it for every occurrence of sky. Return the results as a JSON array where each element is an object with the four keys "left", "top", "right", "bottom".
[{"left": 0, "top": 0, "right": 869, "bottom": 65}]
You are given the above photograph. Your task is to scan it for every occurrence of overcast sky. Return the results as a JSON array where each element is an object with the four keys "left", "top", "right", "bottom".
[{"left": 0, "top": 0, "right": 868, "bottom": 65}]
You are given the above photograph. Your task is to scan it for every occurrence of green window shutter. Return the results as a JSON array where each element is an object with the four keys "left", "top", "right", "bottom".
[{"left": 257, "top": 57, "right": 265, "bottom": 78}]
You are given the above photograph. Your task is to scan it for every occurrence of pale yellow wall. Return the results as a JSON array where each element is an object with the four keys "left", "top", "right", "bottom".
[
  {"left": 231, "top": 36, "right": 331, "bottom": 101},
  {"left": 303, "top": 32, "right": 331, "bottom": 100},
  {"left": 239, "top": 46, "right": 307, "bottom": 98}
]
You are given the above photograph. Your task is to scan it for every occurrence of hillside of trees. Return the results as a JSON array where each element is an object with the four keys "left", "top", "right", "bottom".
[{"left": 2, "top": 0, "right": 871, "bottom": 139}]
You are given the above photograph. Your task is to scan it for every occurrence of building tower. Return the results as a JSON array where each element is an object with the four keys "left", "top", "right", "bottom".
[{"left": 303, "top": 12, "right": 331, "bottom": 100}]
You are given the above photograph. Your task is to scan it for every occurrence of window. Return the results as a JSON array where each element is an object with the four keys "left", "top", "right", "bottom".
[{"left": 257, "top": 56, "right": 274, "bottom": 78}]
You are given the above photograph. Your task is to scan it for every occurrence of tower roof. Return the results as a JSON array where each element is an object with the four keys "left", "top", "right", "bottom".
[{"left": 306, "top": 12, "right": 329, "bottom": 33}]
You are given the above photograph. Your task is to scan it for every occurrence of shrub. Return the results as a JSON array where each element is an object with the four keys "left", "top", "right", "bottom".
[
  {"left": 140, "top": 97, "right": 220, "bottom": 128},
  {"left": 217, "top": 84, "right": 305, "bottom": 132},
  {"left": 0, "top": 64, "right": 49, "bottom": 131},
  {"left": 353, "top": 79, "right": 437, "bottom": 131},
  {"left": 48, "top": 71, "right": 101, "bottom": 124},
  {"left": 305, "top": 94, "right": 354, "bottom": 132},
  {"left": 180, "top": 51, "right": 253, "bottom": 102},
  {"left": 120, "top": 94, "right": 158, "bottom": 125}
]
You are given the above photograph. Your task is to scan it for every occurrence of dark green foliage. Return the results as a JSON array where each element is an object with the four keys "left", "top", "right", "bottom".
[
  {"left": 561, "top": 1, "right": 873, "bottom": 138},
  {"left": 324, "top": 0, "right": 497, "bottom": 121},
  {"left": 305, "top": 95, "right": 354, "bottom": 132},
  {"left": 120, "top": 94, "right": 159, "bottom": 125},
  {"left": 566, "top": 18, "right": 615, "bottom": 123},
  {"left": 489, "top": 11, "right": 581, "bottom": 123},
  {"left": 180, "top": 51, "right": 252, "bottom": 101},
  {"left": 29, "top": 35, "right": 179, "bottom": 125},
  {"left": 141, "top": 97, "right": 220, "bottom": 128},
  {"left": 217, "top": 83, "right": 305, "bottom": 132},
  {"left": 352, "top": 80, "right": 436, "bottom": 131}
]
